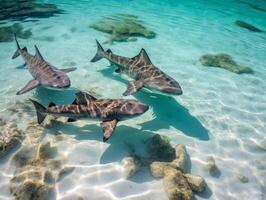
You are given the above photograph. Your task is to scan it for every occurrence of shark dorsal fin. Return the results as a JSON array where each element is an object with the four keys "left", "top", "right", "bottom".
[
  {"left": 106, "top": 49, "right": 112, "bottom": 53},
  {"left": 75, "top": 91, "right": 97, "bottom": 104},
  {"left": 34, "top": 45, "right": 44, "bottom": 61},
  {"left": 132, "top": 48, "right": 152, "bottom": 65},
  {"left": 72, "top": 99, "right": 78, "bottom": 105},
  {"left": 22, "top": 47, "right": 28, "bottom": 52},
  {"left": 48, "top": 102, "right": 56, "bottom": 107}
]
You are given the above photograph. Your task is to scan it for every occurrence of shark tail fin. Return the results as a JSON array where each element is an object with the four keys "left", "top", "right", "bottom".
[
  {"left": 12, "top": 34, "right": 27, "bottom": 59},
  {"left": 12, "top": 34, "right": 20, "bottom": 59},
  {"left": 90, "top": 40, "right": 104, "bottom": 62},
  {"left": 29, "top": 99, "right": 47, "bottom": 124}
]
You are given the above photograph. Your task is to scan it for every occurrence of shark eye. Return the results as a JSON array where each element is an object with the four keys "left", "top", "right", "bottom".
[{"left": 126, "top": 103, "right": 134, "bottom": 110}]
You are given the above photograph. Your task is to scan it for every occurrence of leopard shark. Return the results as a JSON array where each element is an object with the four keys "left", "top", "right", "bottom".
[
  {"left": 30, "top": 91, "right": 149, "bottom": 142},
  {"left": 12, "top": 34, "right": 76, "bottom": 95},
  {"left": 91, "top": 40, "right": 182, "bottom": 96}
]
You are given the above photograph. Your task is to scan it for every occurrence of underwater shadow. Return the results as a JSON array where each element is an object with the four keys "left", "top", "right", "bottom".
[
  {"left": 99, "top": 67, "right": 210, "bottom": 141},
  {"left": 34, "top": 86, "right": 78, "bottom": 105},
  {"left": 46, "top": 121, "right": 156, "bottom": 183}
]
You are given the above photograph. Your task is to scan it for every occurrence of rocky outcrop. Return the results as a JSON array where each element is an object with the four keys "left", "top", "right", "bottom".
[
  {"left": 90, "top": 13, "right": 156, "bottom": 44},
  {"left": 123, "top": 134, "right": 207, "bottom": 200},
  {"left": 199, "top": 53, "right": 253, "bottom": 74},
  {"left": 122, "top": 157, "right": 141, "bottom": 178},
  {"left": 206, "top": 156, "right": 220, "bottom": 177},
  {"left": 150, "top": 144, "right": 206, "bottom": 200},
  {"left": 0, "top": 121, "right": 24, "bottom": 158},
  {"left": 237, "top": 174, "right": 249, "bottom": 183},
  {"left": 146, "top": 134, "right": 176, "bottom": 162},
  {"left": 10, "top": 140, "right": 74, "bottom": 200}
]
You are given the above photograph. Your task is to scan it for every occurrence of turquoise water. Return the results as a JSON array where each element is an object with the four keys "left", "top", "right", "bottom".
[{"left": 0, "top": 0, "right": 266, "bottom": 199}]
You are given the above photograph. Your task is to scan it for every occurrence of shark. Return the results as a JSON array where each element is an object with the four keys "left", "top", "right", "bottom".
[
  {"left": 12, "top": 34, "right": 76, "bottom": 95},
  {"left": 90, "top": 40, "right": 182, "bottom": 96},
  {"left": 30, "top": 91, "right": 149, "bottom": 142}
]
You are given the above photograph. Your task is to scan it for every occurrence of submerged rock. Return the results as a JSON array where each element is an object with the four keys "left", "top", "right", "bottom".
[
  {"left": 0, "top": 122, "right": 24, "bottom": 158},
  {"left": 0, "top": 23, "right": 32, "bottom": 42},
  {"left": 199, "top": 53, "right": 253, "bottom": 74},
  {"left": 163, "top": 167, "right": 194, "bottom": 200},
  {"left": 90, "top": 13, "right": 156, "bottom": 44},
  {"left": 237, "top": 174, "right": 249, "bottom": 183},
  {"left": 171, "top": 144, "right": 188, "bottom": 172},
  {"left": 122, "top": 157, "right": 141, "bottom": 178},
  {"left": 150, "top": 161, "right": 167, "bottom": 178},
  {"left": 0, "top": 0, "right": 64, "bottom": 21},
  {"left": 10, "top": 179, "right": 52, "bottom": 200},
  {"left": 256, "top": 139, "right": 266, "bottom": 151},
  {"left": 8, "top": 99, "right": 35, "bottom": 120},
  {"left": 10, "top": 133, "right": 74, "bottom": 200},
  {"left": 125, "top": 135, "right": 207, "bottom": 198},
  {"left": 207, "top": 156, "right": 220, "bottom": 177},
  {"left": 184, "top": 174, "right": 206, "bottom": 192},
  {"left": 149, "top": 141, "right": 206, "bottom": 199},
  {"left": 146, "top": 134, "right": 175, "bottom": 162},
  {"left": 234, "top": 20, "right": 263, "bottom": 32}
]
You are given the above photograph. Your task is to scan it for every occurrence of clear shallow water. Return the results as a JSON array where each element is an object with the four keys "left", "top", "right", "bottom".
[{"left": 0, "top": 0, "right": 266, "bottom": 199}]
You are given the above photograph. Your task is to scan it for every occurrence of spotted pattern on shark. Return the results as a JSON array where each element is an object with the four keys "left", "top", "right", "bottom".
[
  {"left": 12, "top": 34, "right": 76, "bottom": 95},
  {"left": 91, "top": 40, "right": 182, "bottom": 96},
  {"left": 30, "top": 91, "right": 149, "bottom": 142}
]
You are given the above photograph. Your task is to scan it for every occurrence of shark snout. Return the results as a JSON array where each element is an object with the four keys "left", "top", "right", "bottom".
[
  {"left": 163, "top": 85, "right": 183, "bottom": 95},
  {"left": 120, "top": 100, "right": 149, "bottom": 116}
]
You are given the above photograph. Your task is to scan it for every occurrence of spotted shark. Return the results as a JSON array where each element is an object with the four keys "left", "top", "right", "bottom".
[
  {"left": 90, "top": 40, "right": 182, "bottom": 96},
  {"left": 12, "top": 34, "right": 76, "bottom": 95},
  {"left": 30, "top": 91, "right": 149, "bottom": 142}
]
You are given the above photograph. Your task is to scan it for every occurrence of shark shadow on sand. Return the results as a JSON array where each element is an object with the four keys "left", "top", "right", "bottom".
[
  {"left": 99, "top": 67, "right": 209, "bottom": 141},
  {"left": 44, "top": 121, "right": 156, "bottom": 183},
  {"left": 45, "top": 121, "right": 212, "bottom": 199}
]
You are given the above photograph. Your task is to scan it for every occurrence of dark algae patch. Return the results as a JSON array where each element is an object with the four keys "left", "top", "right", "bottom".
[
  {"left": 90, "top": 13, "right": 156, "bottom": 44},
  {"left": 234, "top": 20, "right": 263, "bottom": 32},
  {"left": 0, "top": 0, "right": 64, "bottom": 21},
  {"left": 199, "top": 53, "right": 254, "bottom": 74},
  {"left": 0, "top": 23, "right": 32, "bottom": 42}
]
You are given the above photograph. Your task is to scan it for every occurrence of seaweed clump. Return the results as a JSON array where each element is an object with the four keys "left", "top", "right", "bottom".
[
  {"left": 0, "top": 0, "right": 64, "bottom": 21},
  {"left": 90, "top": 13, "right": 156, "bottom": 44},
  {"left": 0, "top": 23, "right": 32, "bottom": 42},
  {"left": 234, "top": 20, "right": 263, "bottom": 32},
  {"left": 199, "top": 53, "right": 254, "bottom": 74}
]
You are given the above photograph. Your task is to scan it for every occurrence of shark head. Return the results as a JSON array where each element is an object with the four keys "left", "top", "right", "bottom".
[
  {"left": 45, "top": 71, "right": 71, "bottom": 88},
  {"left": 159, "top": 79, "right": 183, "bottom": 95},
  {"left": 111, "top": 99, "right": 149, "bottom": 120},
  {"left": 146, "top": 75, "right": 183, "bottom": 96}
]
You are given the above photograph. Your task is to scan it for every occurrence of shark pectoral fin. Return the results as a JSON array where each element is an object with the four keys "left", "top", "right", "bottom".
[
  {"left": 115, "top": 67, "right": 123, "bottom": 73},
  {"left": 60, "top": 67, "right": 77, "bottom": 73},
  {"left": 67, "top": 118, "right": 77, "bottom": 122},
  {"left": 101, "top": 119, "right": 118, "bottom": 142},
  {"left": 16, "top": 63, "right": 27, "bottom": 69},
  {"left": 48, "top": 102, "right": 56, "bottom": 107},
  {"left": 16, "top": 79, "right": 40, "bottom": 95},
  {"left": 123, "top": 80, "right": 144, "bottom": 96}
]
